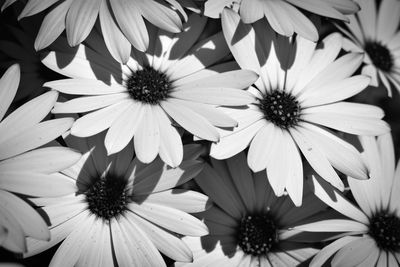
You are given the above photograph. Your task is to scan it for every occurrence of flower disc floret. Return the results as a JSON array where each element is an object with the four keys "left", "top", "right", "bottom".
[
  {"left": 365, "top": 41, "right": 393, "bottom": 72},
  {"left": 369, "top": 211, "right": 400, "bottom": 252}
]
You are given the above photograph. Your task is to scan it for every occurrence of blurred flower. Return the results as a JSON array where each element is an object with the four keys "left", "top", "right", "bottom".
[
  {"left": 295, "top": 133, "right": 400, "bottom": 267},
  {"left": 0, "top": 64, "right": 79, "bottom": 253},
  {"left": 211, "top": 9, "right": 390, "bottom": 206},
  {"left": 43, "top": 13, "right": 258, "bottom": 167},
  {"left": 24, "top": 133, "right": 209, "bottom": 266},
  {"left": 176, "top": 152, "right": 328, "bottom": 267},
  {"left": 2, "top": 0, "right": 195, "bottom": 63},
  {"left": 202, "top": 0, "right": 359, "bottom": 41},
  {"left": 337, "top": 0, "right": 400, "bottom": 96}
]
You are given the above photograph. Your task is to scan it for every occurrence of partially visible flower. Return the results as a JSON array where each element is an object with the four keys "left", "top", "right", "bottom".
[
  {"left": 336, "top": 0, "right": 400, "bottom": 96},
  {"left": 295, "top": 133, "right": 400, "bottom": 267},
  {"left": 211, "top": 9, "right": 390, "bottom": 206},
  {"left": 175, "top": 152, "right": 329, "bottom": 267},
  {"left": 0, "top": 64, "right": 79, "bottom": 253},
  {"left": 201, "top": 0, "right": 359, "bottom": 41},
  {"left": 2, "top": 0, "right": 194, "bottom": 63},
  {"left": 24, "top": 133, "right": 209, "bottom": 267},
  {"left": 43, "top": 13, "right": 258, "bottom": 167}
]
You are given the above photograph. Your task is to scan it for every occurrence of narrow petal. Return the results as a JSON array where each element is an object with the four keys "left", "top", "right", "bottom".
[
  {"left": 0, "top": 172, "right": 76, "bottom": 197},
  {"left": 161, "top": 99, "right": 219, "bottom": 142},
  {"left": 65, "top": 0, "right": 101, "bottom": 46},
  {"left": 137, "top": 189, "right": 209, "bottom": 213},
  {"left": 331, "top": 237, "right": 376, "bottom": 266},
  {"left": 52, "top": 93, "right": 129, "bottom": 113},
  {"left": 357, "top": 0, "right": 377, "bottom": 40},
  {"left": 126, "top": 213, "right": 193, "bottom": 262},
  {"left": 129, "top": 202, "right": 208, "bottom": 236},
  {"left": 0, "top": 147, "right": 81, "bottom": 174},
  {"left": 0, "top": 64, "right": 19, "bottom": 121},
  {"left": 71, "top": 99, "right": 131, "bottom": 138},
  {"left": 290, "top": 127, "right": 344, "bottom": 191},
  {"left": 0, "top": 91, "right": 58, "bottom": 143},
  {"left": 134, "top": 105, "right": 160, "bottom": 164},
  {"left": 44, "top": 79, "right": 126, "bottom": 95},
  {"left": 0, "top": 118, "right": 74, "bottom": 161},
  {"left": 286, "top": 0, "right": 348, "bottom": 20},
  {"left": 18, "top": 0, "right": 58, "bottom": 18},
  {"left": 0, "top": 190, "right": 50, "bottom": 241},
  {"left": 263, "top": 1, "right": 294, "bottom": 38},
  {"left": 34, "top": 0, "right": 72, "bottom": 51},
  {"left": 309, "top": 174, "right": 369, "bottom": 224},
  {"left": 377, "top": 0, "right": 400, "bottom": 41},
  {"left": 310, "top": 236, "right": 360, "bottom": 267},
  {"left": 294, "top": 219, "right": 368, "bottom": 232},
  {"left": 110, "top": 0, "right": 148, "bottom": 51},
  {"left": 99, "top": 0, "right": 131, "bottom": 64}
]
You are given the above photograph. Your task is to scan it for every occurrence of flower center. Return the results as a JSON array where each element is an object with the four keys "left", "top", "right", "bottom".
[
  {"left": 259, "top": 90, "right": 301, "bottom": 129},
  {"left": 237, "top": 214, "right": 278, "bottom": 256},
  {"left": 126, "top": 66, "right": 171, "bottom": 104},
  {"left": 369, "top": 211, "right": 400, "bottom": 252},
  {"left": 365, "top": 42, "right": 393, "bottom": 72},
  {"left": 85, "top": 176, "right": 128, "bottom": 220}
]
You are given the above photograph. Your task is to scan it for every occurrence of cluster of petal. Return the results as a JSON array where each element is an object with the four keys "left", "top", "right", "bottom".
[
  {"left": 0, "top": 64, "right": 79, "bottom": 253},
  {"left": 24, "top": 133, "right": 209, "bottom": 266},
  {"left": 337, "top": 0, "right": 400, "bottom": 96},
  {"left": 202, "top": 0, "right": 359, "bottom": 41},
  {"left": 43, "top": 13, "right": 258, "bottom": 167},
  {"left": 211, "top": 9, "right": 390, "bottom": 206},
  {"left": 176, "top": 152, "right": 328, "bottom": 266},
  {"left": 1, "top": 0, "right": 193, "bottom": 63},
  {"left": 295, "top": 133, "right": 400, "bottom": 266}
]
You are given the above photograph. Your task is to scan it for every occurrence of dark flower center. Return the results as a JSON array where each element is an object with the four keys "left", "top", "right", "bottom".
[
  {"left": 237, "top": 214, "right": 278, "bottom": 256},
  {"left": 85, "top": 176, "right": 128, "bottom": 220},
  {"left": 259, "top": 90, "right": 301, "bottom": 129},
  {"left": 365, "top": 42, "right": 393, "bottom": 72},
  {"left": 126, "top": 66, "right": 171, "bottom": 104},
  {"left": 369, "top": 211, "right": 400, "bottom": 252}
]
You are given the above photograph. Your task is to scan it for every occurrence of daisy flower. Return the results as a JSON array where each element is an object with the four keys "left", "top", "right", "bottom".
[
  {"left": 43, "top": 13, "right": 258, "bottom": 167},
  {"left": 211, "top": 9, "right": 390, "bottom": 206},
  {"left": 201, "top": 0, "right": 359, "bottom": 41},
  {"left": 175, "top": 152, "right": 330, "bottom": 267},
  {"left": 24, "top": 133, "right": 209, "bottom": 266},
  {"left": 295, "top": 133, "right": 400, "bottom": 266},
  {"left": 336, "top": 0, "right": 400, "bottom": 96},
  {"left": 0, "top": 64, "right": 79, "bottom": 253},
  {"left": 2, "top": 0, "right": 192, "bottom": 63}
]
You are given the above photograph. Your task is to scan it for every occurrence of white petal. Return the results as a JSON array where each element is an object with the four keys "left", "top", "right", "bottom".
[
  {"left": 331, "top": 237, "right": 376, "bottom": 266},
  {"left": 65, "top": 0, "right": 101, "bottom": 46},
  {"left": 134, "top": 105, "right": 160, "bottom": 164},
  {"left": 263, "top": 1, "right": 294, "bottom": 38},
  {"left": 110, "top": 0, "right": 148, "bottom": 51},
  {"left": 0, "top": 147, "right": 81, "bottom": 174},
  {"left": 0, "top": 64, "right": 19, "bottom": 121},
  {"left": 18, "top": 0, "right": 58, "bottom": 19},
  {"left": 0, "top": 172, "right": 76, "bottom": 197},
  {"left": 161, "top": 99, "right": 219, "bottom": 142},
  {"left": 71, "top": 99, "right": 131, "bottom": 138},
  {"left": 294, "top": 219, "right": 368, "bottom": 232},
  {"left": 308, "top": 174, "right": 369, "bottom": 224},
  {"left": 0, "top": 118, "right": 74, "bottom": 160},
  {"left": 44, "top": 79, "right": 126, "bottom": 95},
  {"left": 34, "top": 0, "right": 72, "bottom": 50},
  {"left": 357, "top": 0, "right": 377, "bottom": 40},
  {"left": 287, "top": 0, "right": 348, "bottom": 20},
  {"left": 129, "top": 202, "right": 208, "bottom": 236},
  {"left": 105, "top": 101, "right": 144, "bottom": 155}
]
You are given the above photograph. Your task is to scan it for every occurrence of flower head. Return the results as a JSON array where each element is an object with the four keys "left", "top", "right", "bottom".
[
  {"left": 43, "top": 13, "right": 258, "bottom": 167},
  {"left": 211, "top": 9, "right": 390, "bottom": 206},
  {"left": 295, "top": 133, "right": 400, "bottom": 267},
  {"left": 0, "top": 64, "right": 79, "bottom": 253},
  {"left": 24, "top": 133, "right": 209, "bottom": 266},
  {"left": 337, "top": 0, "right": 400, "bottom": 96},
  {"left": 175, "top": 152, "right": 329, "bottom": 266},
  {"left": 202, "top": 0, "right": 359, "bottom": 41}
]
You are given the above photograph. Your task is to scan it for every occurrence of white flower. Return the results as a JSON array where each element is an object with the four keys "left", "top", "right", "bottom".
[
  {"left": 337, "top": 0, "right": 400, "bottom": 96},
  {"left": 0, "top": 64, "right": 79, "bottom": 253},
  {"left": 202, "top": 0, "right": 359, "bottom": 41},
  {"left": 2, "top": 0, "right": 190, "bottom": 63},
  {"left": 25, "top": 133, "right": 209, "bottom": 267},
  {"left": 43, "top": 13, "right": 258, "bottom": 167},
  {"left": 211, "top": 9, "right": 390, "bottom": 206},
  {"left": 295, "top": 133, "right": 400, "bottom": 267},
  {"left": 176, "top": 152, "right": 329, "bottom": 267}
]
